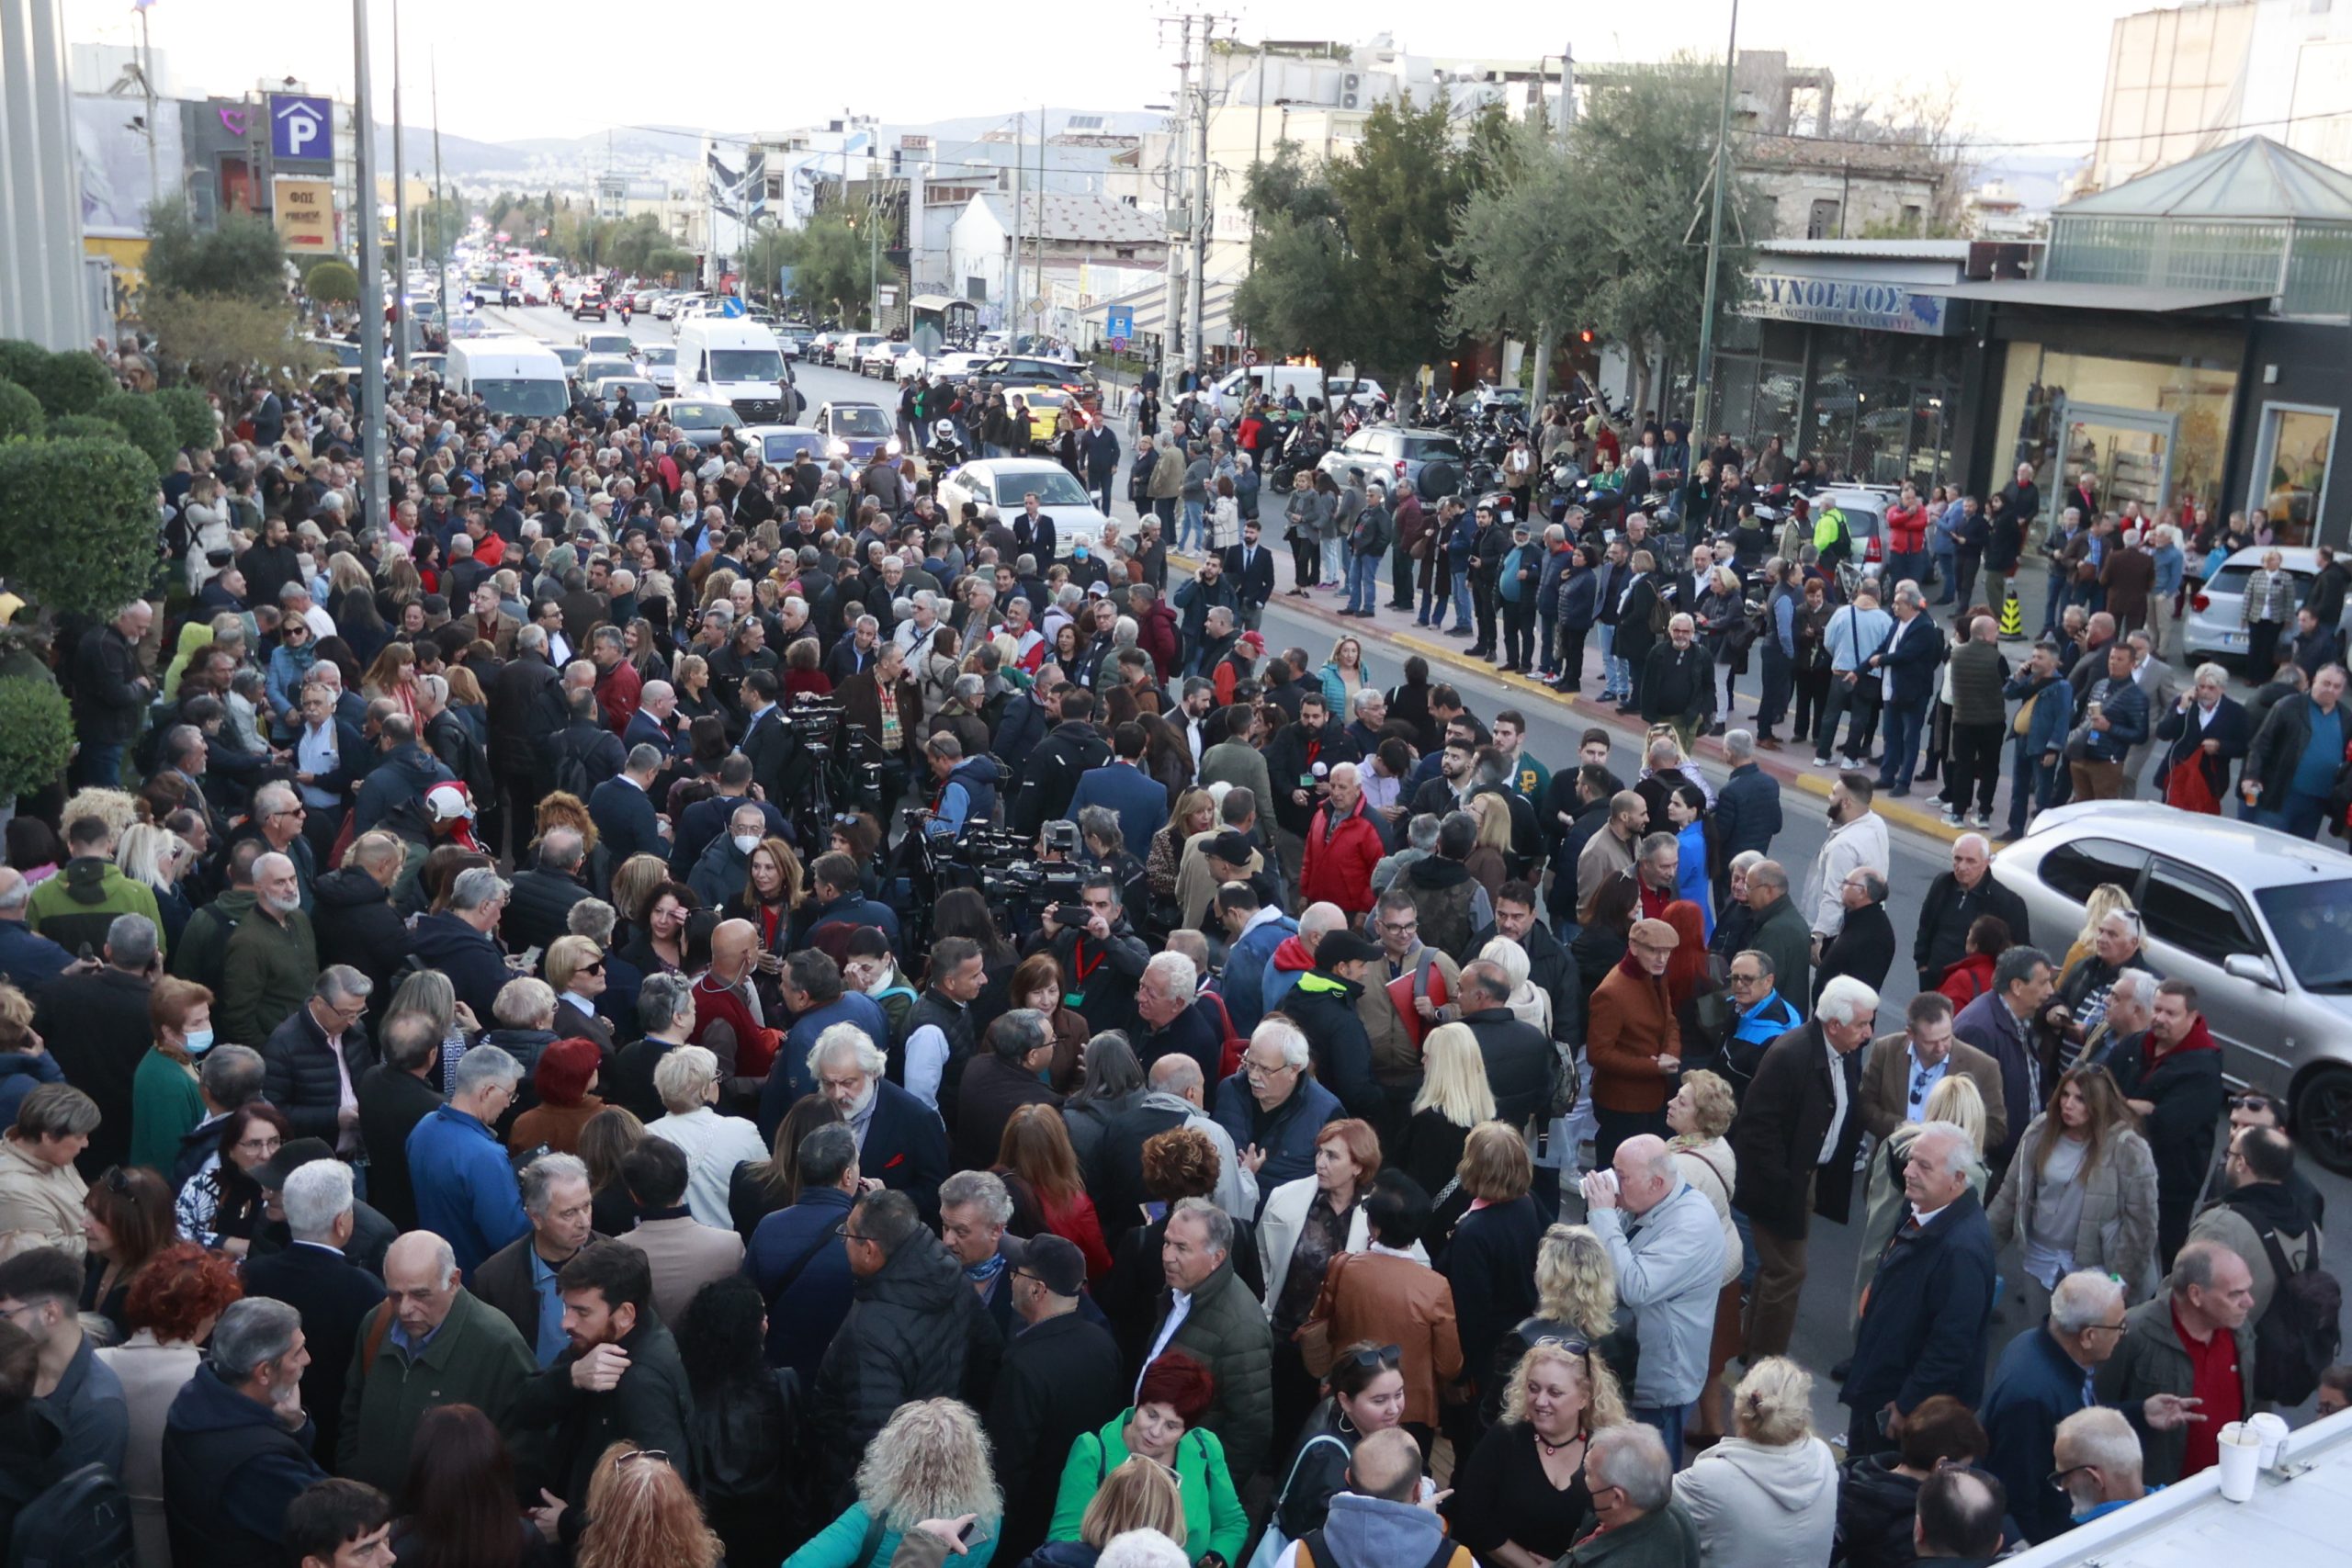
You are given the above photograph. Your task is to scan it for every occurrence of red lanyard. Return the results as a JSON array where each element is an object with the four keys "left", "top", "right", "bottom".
[{"left": 1071, "top": 940, "right": 1104, "bottom": 984}]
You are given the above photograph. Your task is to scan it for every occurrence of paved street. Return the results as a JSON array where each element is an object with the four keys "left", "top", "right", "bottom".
[{"left": 480, "top": 301, "right": 2352, "bottom": 1430}]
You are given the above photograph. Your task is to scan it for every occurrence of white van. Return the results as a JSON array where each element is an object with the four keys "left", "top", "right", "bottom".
[
  {"left": 1211, "top": 363, "right": 1326, "bottom": 419},
  {"left": 675, "top": 318, "right": 797, "bottom": 423},
  {"left": 445, "top": 337, "right": 568, "bottom": 419}
]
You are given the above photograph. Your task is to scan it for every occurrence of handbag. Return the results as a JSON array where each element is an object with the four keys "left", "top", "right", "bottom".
[
  {"left": 1246, "top": 1433, "right": 1354, "bottom": 1568},
  {"left": 1294, "top": 1251, "right": 1353, "bottom": 1378}
]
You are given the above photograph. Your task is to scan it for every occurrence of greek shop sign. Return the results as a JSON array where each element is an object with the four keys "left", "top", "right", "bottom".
[{"left": 1744, "top": 272, "right": 1953, "bottom": 335}]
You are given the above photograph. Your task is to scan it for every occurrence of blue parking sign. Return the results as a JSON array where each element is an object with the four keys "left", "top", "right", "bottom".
[{"left": 1105, "top": 305, "right": 1134, "bottom": 341}]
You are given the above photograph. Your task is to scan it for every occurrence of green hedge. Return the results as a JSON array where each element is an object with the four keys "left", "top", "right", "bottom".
[
  {"left": 0, "top": 678, "right": 74, "bottom": 803},
  {"left": 45, "top": 413, "right": 122, "bottom": 443},
  {"left": 21, "top": 350, "right": 111, "bottom": 418},
  {"left": 153, "top": 386, "right": 217, "bottom": 450},
  {"left": 92, "top": 390, "right": 178, "bottom": 471},
  {"left": 0, "top": 437, "right": 163, "bottom": 618},
  {"left": 0, "top": 343, "right": 44, "bottom": 391},
  {"left": 0, "top": 381, "right": 39, "bottom": 445}
]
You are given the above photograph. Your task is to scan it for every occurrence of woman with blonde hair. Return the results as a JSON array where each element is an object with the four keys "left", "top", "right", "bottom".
[
  {"left": 1666, "top": 1069, "right": 1743, "bottom": 1446},
  {"left": 645, "top": 1043, "right": 767, "bottom": 1230},
  {"left": 1491, "top": 1222, "right": 1638, "bottom": 1417},
  {"left": 1464, "top": 795, "right": 1510, "bottom": 897},
  {"left": 1672, "top": 1357, "right": 1838, "bottom": 1568},
  {"left": 1988, "top": 1062, "right": 2158, "bottom": 1315},
  {"left": 786, "top": 1398, "right": 1002, "bottom": 1567},
  {"left": 1851, "top": 1073, "right": 1989, "bottom": 1323},
  {"left": 1443, "top": 1337, "right": 1628, "bottom": 1568},
  {"left": 1317, "top": 635, "right": 1371, "bottom": 716},
  {"left": 1396, "top": 1023, "right": 1495, "bottom": 1230},
  {"left": 572, "top": 1442, "right": 722, "bottom": 1568},
  {"left": 1145, "top": 789, "right": 1215, "bottom": 909},
  {"left": 2063, "top": 884, "right": 2136, "bottom": 976},
  {"left": 1062, "top": 1456, "right": 1186, "bottom": 1563}
]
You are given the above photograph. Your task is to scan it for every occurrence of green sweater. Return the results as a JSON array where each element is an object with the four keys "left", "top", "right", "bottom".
[
  {"left": 216, "top": 907, "right": 317, "bottom": 1048},
  {"left": 128, "top": 1051, "right": 202, "bottom": 1172},
  {"left": 1047, "top": 1411, "right": 1247, "bottom": 1565}
]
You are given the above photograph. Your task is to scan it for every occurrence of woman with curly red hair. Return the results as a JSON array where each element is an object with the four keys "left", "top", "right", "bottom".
[{"left": 97, "top": 1242, "right": 243, "bottom": 1568}]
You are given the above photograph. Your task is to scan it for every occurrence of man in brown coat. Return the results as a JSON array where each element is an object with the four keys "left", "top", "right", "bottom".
[
  {"left": 1856, "top": 991, "right": 2007, "bottom": 1150},
  {"left": 2100, "top": 529, "right": 2158, "bottom": 634},
  {"left": 1586, "top": 917, "right": 1682, "bottom": 1166},
  {"left": 837, "top": 640, "right": 923, "bottom": 802}
]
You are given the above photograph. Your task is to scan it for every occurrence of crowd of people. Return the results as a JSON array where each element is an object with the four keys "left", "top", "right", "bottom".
[{"left": 0, "top": 345, "right": 2342, "bottom": 1568}]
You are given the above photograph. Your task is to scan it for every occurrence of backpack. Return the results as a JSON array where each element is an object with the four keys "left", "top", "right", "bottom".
[
  {"left": 1296, "top": 1527, "right": 1468, "bottom": 1568},
  {"left": 6, "top": 1462, "right": 136, "bottom": 1568},
  {"left": 549, "top": 732, "right": 594, "bottom": 801},
  {"left": 2250, "top": 1221, "right": 2342, "bottom": 1406}
]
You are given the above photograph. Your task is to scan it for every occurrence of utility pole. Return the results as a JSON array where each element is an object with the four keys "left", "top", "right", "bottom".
[
  {"left": 1011, "top": 108, "right": 1023, "bottom": 342},
  {"left": 390, "top": 0, "right": 408, "bottom": 374},
  {"left": 1160, "top": 16, "right": 1190, "bottom": 385},
  {"left": 1527, "top": 39, "right": 1575, "bottom": 414},
  {"left": 1692, "top": 0, "right": 1740, "bottom": 437},
  {"left": 1186, "top": 20, "right": 1208, "bottom": 384},
  {"left": 353, "top": 0, "right": 387, "bottom": 535},
  {"left": 1035, "top": 102, "right": 1046, "bottom": 341},
  {"left": 135, "top": 3, "right": 159, "bottom": 203},
  {"left": 430, "top": 49, "right": 443, "bottom": 296}
]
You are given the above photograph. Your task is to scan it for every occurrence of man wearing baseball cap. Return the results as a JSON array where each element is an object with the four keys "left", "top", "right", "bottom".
[
  {"left": 1277, "top": 931, "right": 1385, "bottom": 1123},
  {"left": 985, "top": 1234, "right": 1125, "bottom": 1560}
]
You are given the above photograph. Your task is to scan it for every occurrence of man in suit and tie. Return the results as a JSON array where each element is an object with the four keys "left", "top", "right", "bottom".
[
  {"left": 1221, "top": 517, "right": 1277, "bottom": 631},
  {"left": 239, "top": 1154, "right": 386, "bottom": 1467},
  {"left": 588, "top": 745, "right": 669, "bottom": 865},
  {"left": 1867, "top": 581, "right": 1944, "bottom": 797},
  {"left": 622, "top": 680, "right": 684, "bottom": 758},
  {"left": 2118, "top": 627, "right": 2179, "bottom": 797},
  {"left": 797, "top": 1023, "right": 950, "bottom": 1224},
  {"left": 1067, "top": 724, "right": 1172, "bottom": 862}
]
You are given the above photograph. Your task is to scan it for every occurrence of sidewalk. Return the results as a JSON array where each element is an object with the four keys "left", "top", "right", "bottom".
[{"left": 1168, "top": 547, "right": 1972, "bottom": 845}]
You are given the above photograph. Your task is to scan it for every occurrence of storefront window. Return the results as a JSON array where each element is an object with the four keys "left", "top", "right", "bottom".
[
  {"left": 1996, "top": 343, "right": 2237, "bottom": 526},
  {"left": 2251, "top": 403, "right": 2339, "bottom": 545}
]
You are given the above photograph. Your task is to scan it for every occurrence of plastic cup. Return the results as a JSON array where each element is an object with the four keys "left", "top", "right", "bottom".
[
  {"left": 2248, "top": 1411, "right": 2290, "bottom": 1469},
  {"left": 2217, "top": 1425, "right": 2261, "bottom": 1502}
]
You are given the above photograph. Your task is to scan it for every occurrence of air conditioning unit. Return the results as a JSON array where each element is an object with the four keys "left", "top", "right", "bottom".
[{"left": 1341, "top": 72, "right": 1361, "bottom": 109}]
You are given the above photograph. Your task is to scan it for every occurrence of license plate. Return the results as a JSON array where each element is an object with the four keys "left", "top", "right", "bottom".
[{"left": 2222, "top": 631, "right": 2246, "bottom": 649}]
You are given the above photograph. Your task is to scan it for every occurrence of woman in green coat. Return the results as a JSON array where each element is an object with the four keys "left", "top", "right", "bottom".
[
  {"left": 787, "top": 1398, "right": 1003, "bottom": 1568},
  {"left": 128, "top": 977, "right": 209, "bottom": 1173},
  {"left": 1046, "top": 1351, "right": 1246, "bottom": 1567}
]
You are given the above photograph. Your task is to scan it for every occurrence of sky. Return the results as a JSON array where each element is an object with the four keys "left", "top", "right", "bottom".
[{"left": 68, "top": 0, "right": 2132, "bottom": 152}]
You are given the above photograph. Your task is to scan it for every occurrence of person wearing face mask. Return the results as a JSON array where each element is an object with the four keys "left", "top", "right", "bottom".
[{"left": 129, "top": 976, "right": 216, "bottom": 1172}]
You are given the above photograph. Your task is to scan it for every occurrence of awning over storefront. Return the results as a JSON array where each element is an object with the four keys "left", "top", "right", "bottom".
[{"left": 1929, "top": 280, "right": 2272, "bottom": 313}]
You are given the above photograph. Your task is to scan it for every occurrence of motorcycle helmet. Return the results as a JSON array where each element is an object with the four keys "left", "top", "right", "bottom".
[{"left": 933, "top": 419, "right": 956, "bottom": 443}]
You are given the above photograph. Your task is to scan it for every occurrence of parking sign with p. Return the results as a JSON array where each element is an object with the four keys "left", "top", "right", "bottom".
[{"left": 270, "top": 95, "right": 332, "bottom": 162}]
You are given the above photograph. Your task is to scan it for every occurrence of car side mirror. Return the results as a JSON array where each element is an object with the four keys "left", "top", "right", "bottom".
[{"left": 2224, "top": 953, "right": 2283, "bottom": 991}]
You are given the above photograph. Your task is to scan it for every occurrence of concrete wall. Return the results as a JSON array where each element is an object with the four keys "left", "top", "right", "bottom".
[{"left": 1, "top": 0, "right": 95, "bottom": 349}]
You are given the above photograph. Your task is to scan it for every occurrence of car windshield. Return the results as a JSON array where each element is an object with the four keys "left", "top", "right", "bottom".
[
  {"left": 2256, "top": 881, "right": 2352, "bottom": 991},
  {"left": 667, "top": 403, "right": 735, "bottom": 426},
  {"left": 831, "top": 406, "right": 892, "bottom": 436},
  {"left": 474, "top": 378, "right": 568, "bottom": 418},
  {"left": 758, "top": 433, "right": 820, "bottom": 462},
  {"left": 636, "top": 345, "right": 675, "bottom": 366},
  {"left": 709, "top": 349, "right": 785, "bottom": 382},
  {"left": 600, "top": 380, "right": 657, "bottom": 401},
  {"left": 999, "top": 468, "right": 1091, "bottom": 507},
  {"left": 550, "top": 346, "right": 585, "bottom": 368}
]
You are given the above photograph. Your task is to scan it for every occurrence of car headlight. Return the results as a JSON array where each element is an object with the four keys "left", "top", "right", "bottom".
[
  {"left": 886, "top": 438, "right": 902, "bottom": 457},
  {"left": 827, "top": 440, "right": 848, "bottom": 459}
]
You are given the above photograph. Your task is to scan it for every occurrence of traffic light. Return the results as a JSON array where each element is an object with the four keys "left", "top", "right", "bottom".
[{"left": 1577, "top": 328, "right": 1596, "bottom": 344}]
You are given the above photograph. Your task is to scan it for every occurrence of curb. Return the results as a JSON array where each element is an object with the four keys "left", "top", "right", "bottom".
[{"left": 1169, "top": 547, "right": 1967, "bottom": 847}]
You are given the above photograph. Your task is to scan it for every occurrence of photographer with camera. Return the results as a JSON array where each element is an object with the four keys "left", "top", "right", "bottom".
[
  {"left": 917, "top": 733, "right": 1001, "bottom": 844},
  {"left": 1036, "top": 869, "right": 1150, "bottom": 1038}
]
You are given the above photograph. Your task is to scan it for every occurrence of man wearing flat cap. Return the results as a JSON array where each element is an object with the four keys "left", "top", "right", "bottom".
[{"left": 1588, "top": 917, "right": 1684, "bottom": 1164}]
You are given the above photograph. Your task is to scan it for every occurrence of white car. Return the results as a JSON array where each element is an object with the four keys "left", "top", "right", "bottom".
[
  {"left": 2184, "top": 545, "right": 2352, "bottom": 670},
  {"left": 633, "top": 343, "right": 678, "bottom": 392},
  {"left": 833, "top": 332, "right": 884, "bottom": 369},
  {"left": 861, "top": 340, "right": 914, "bottom": 378},
  {"left": 933, "top": 458, "right": 1110, "bottom": 554},
  {"left": 656, "top": 292, "right": 704, "bottom": 321},
  {"left": 929, "top": 351, "right": 989, "bottom": 381}
]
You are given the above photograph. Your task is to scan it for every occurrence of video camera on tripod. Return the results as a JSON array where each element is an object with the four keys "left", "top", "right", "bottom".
[
  {"left": 780, "top": 694, "right": 885, "bottom": 846},
  {"left": 944, "top": 820, "right": 1087, "bottom": 921}
]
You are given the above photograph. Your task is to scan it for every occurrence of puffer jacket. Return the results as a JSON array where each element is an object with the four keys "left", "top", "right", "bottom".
[
  {"left": 1150, "top": 1252, "right": 1274, "bottom": 1480},
  {"left": 1672, "top": 1435, "right": 1840, "bottom": 1568},
  {"left": 1832, "top": 1452, "right": 1924, "bottom": 1568},
  {"left": 260, "top": 1002, "right": 377, "bottom": 1144},
  {"left": 808, "top": 1227, "right": 1001, "bottom": 1505},
  {"left": 26, "top": 855, "right": 164, "bottom": 964},
  {"left": 310, "top": 866, "right": 409, "bottom": 1006}
]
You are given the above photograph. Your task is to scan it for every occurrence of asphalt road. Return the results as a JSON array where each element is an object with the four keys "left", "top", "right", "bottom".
[{"left": 481, "top": 299, "right": 2352, "bottom": 1432}]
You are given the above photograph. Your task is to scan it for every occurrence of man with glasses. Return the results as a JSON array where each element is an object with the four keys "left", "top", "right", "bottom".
[
  {"left": 2046, "top": 1407, "right": 2153, "bottom": 1533},
  {"left": 1978, "top": 1269, "right": 2153, "bottom": 1542},
  {"left": 1716, "top": 950, "right": 1800, "bottom": 1099},
  {"left": 1213, "top": 1018, "right": 1342, "bottom": 1208},
  {"left": 0, "top": 1245, "right": 125, "bottom": 1473},
  {"left": 983, "top": 1233, "right": 1125, "bottom": 1562},
  {"left": 259, "top": 967, "right": 376, "bottom": 1159},
  {"left": 1362, "top": 889, "right": 1461, "bottom": 1137},
  {"left": 1859, "top": 992, "right": 2008, "bottom": 1156}
]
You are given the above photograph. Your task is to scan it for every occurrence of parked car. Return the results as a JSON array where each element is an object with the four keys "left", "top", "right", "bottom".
[
  {"left": 933, "top": 458, "right": 1111, "bottom": 554},
  {"left": 1991, "top": 802, "right": 2352, "bottom": 1172},
  {"left": 578, "top": 330, "right": 635, "bottom": 358},
  {"left": 591, "top": 376, "right": 661, "bottom": 409},
  {"left": 1315, "top": 425, "right": 1465, "bottom": 496},
  {"left": 975, "top": 355, "right": 1095, "bottom": 394},
  {"left": 811, "top": 400, "right": 899, "bottom": 462},
  {"left": 832, "top": 333, "right": 885, "bottom": 369},
  {"left": 655, "top": 292, "right": 705, "bottom": 321},
  {"left": 1326, "top": 376, "right": 1388, "bottom": 411},
  {"left": 2182, "top": 546, "right": 2352, "bottom": 671},
  {"left": 860, "top": 339, "right": 915, "bottom": 378}
]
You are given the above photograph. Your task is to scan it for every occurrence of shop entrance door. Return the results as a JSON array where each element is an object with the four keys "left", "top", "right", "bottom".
[{"left": 2052, "top": 400, "right": 2177, "bottom": 522}]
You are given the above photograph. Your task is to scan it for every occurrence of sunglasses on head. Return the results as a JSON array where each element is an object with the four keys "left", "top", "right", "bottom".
[{"left": 1342, "top": 1344, "right": 1403, "bottom": 1371}]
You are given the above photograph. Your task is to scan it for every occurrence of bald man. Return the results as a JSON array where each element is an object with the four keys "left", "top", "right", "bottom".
[
  {"left": 339, "top": 1230, "right": 536, "bottom": 1489},
  {"left": 689, "top": 919, "right": 785, "bottom": 1106},
  {"left": 1580, "top": 1134, "right": 1726, "bottom": 1451}
]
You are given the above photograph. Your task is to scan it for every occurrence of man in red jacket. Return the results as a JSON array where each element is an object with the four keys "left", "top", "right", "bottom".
[
  {"left": 1883, "top": 481, "right": 1930, "bottom": 592},
  {"left": 1128, "top": 582, "right": 1182, "bottom": 683},
  {"left": 1300, "top": 761, "right": 1386, "bottom": 918}
]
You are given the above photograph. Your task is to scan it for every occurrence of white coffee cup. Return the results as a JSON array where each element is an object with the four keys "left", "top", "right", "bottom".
[
  {"left": 2248, "top": 1411, "right": 2290, "bottom": 1469},
  {"left": 2217, "top": 1423, "right": 2261, "bottom": 1502}
]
